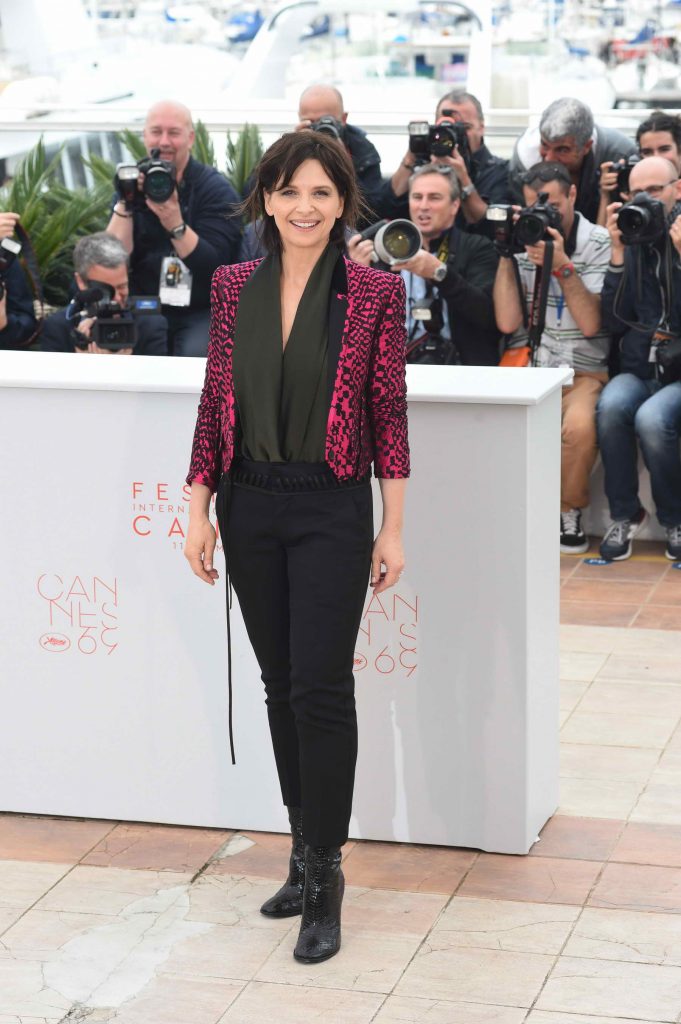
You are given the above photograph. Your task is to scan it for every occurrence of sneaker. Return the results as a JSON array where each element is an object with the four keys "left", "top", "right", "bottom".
[
  {"left": 560, "top": 508, "right": 589, "bottom": 554},
  {"left": 665, "top": 524, "right": 681, "bottom": 561},
  {"left": 599, "top": 508, "right": 648, "bottom": 561}
]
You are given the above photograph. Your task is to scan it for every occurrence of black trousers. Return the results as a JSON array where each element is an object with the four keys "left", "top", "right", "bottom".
[{"left": 219, "top": 461, "right": 373, "bottom": 847}]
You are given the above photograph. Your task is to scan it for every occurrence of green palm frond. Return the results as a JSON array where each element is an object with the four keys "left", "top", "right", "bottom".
[
  {"left": 85, "top": 152, "right": 117, "bottom": 188},
  {"left": 116, "top": 128, "right": 147, "bottom": 162},
  {"left": 193, "top": 120, "right": 216, "bottom": 168},
  {"left": 226, "top": 123, "right": 263, "bottom": 196}
]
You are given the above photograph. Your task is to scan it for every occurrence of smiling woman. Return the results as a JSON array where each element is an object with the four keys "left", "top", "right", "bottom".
[{"left": 184, "top": 130, "right": 409, "bottom": 967}]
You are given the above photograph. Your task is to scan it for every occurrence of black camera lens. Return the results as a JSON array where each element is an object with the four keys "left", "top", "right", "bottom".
[
  {"left": 429, "top": 126, "right": 456, "bottom": 157},
  {"left": 515, "top": 212, "right": 548, "bottom": 246},
  {"left": 143, "top": 168, "right": 175, "bottom": 203},
  {"left": 310, "top": 116, "right": 343, "bottom": 141},
  {"left": 617, "top": 204, "right": 648, "bottom": 235}
]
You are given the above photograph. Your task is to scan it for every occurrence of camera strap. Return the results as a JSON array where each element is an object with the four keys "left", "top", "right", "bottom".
[{"left": 527, "top": 240, "right": 554, "bottom": 365}]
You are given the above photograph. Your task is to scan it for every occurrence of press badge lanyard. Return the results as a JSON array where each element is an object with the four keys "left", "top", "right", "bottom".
[{"left": 407, "top": 232, "right": 451, "bottom": 341}]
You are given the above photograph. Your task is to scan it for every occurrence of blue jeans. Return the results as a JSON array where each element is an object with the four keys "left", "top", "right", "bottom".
[{"left": 596, "top": 373, "right": 681, "bottom": 526}]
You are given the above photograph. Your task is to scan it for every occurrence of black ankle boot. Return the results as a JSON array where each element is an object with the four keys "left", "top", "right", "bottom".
[
  {"left": 260, "top": 807, "right": 305, "bottom": 918},
  {"left": 293, "top": 845, "right": 344, "bottom": 963}
]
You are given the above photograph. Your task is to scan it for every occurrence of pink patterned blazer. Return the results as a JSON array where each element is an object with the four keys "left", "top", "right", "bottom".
[{"left": 186, "top": 254, "right": 410, "bottom": 491}]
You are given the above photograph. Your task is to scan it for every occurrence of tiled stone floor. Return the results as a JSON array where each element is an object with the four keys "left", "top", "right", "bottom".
[
  {"left": 561, "top": 540, "right": 681, "bottom": 630},
  {"left": 2, "top": 552, "right": 681, "bottom": 1023}
]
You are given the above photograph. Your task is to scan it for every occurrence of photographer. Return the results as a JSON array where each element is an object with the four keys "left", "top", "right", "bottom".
[
  {"left": 637, "top": 110, "right": 681, "bottom": 172},
  {"left": 380, "top": 90, "right": 510, "bottom": 232},
  {"left": 597, "top": 156, "right": 681, "bottom": 561},
  {"left": 349, "top": 164, "right": 499, "bottom": 365},
  {"left": 493, "top": 162, "right": 611, "bottom": 553},
  {"left": 509, "top": 98, "right": 636, "bottom": 227},
  {"left": 296, "top": 84, "right": 383, "bottom": 216},
  {"left": 107, "top": 100, "right": 240, "bottom": 357},
  {"left": 0, "top": 211, "right": 38, "bottom": 350},
  {"left": 40, "top": 233, "right": 167, "bottom": 356}
]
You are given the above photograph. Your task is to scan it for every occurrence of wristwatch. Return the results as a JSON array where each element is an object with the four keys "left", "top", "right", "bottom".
[
  {"left": 461, "top": 183, "right": 477, "bottom": 201},
  {"left": 168, "top": 222, "right": 187, "bottom": 239},
  {"left": 553, "top": 261, "right": 575, "bottom": 280},
  {"left": 432, "top": 261, "right": 448, "bottom": 283}
]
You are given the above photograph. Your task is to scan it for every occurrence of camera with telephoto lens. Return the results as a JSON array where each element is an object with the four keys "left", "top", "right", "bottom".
[
  {"left": 408, "top": 119, "right": 472, "bottom": 171},
  {"left": 616, "top": 191, "right": 668, "bottom": 245},
  {"left": 69, "top": 282, "right": 161, "bottom": 351},
  {"left": 597, "top": 154, "right": 640, "bottom": 196},
  {"left": 114, "top": 147, "right": 176, "bottom": 209},
  {"left": 486, "top": 192, "right": 562, "bottom": 252},
  {"left": 358, "top": 218, "right": 422, "bottom": 271},
  {"left": 309, "top": 115, "right": 346, "bottom": 143},
  {"left": 0, "top": 236, "right": 22, "bottom": 301}
]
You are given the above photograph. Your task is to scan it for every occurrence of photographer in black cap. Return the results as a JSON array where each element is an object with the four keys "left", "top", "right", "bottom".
[
  {"left": 597, "top": 156, "right": 681, "bottom": 562},
  {"left": 107, "top": 100, "right": 240, "bottom": 357}
]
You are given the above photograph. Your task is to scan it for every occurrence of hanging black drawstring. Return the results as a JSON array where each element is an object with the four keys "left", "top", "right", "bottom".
[{"left": 216, "top": 474, "right": 236, "bottom": 765}]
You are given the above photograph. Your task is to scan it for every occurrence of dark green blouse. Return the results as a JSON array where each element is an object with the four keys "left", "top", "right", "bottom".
[{"left": 232, "top": 245, "right": 340, "bottom": 463}]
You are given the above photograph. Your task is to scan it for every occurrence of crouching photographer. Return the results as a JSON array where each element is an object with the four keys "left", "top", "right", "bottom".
[
  {"left": 348, "top": 163, "right": 499, "bottom": 365},
  {"left": 40, "top": 233, "right": 168, "bottom": 356},
  {"left": 493, "top": 161, "right": 611, "bottom": 554},
  {"left": 597, "top": 156, "right": 681, "bottom": 561}
]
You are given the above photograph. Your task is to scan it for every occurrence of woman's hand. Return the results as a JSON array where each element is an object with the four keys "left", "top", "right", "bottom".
[
  {"left": 185, "top": 516, "right": 220, "bottom": 585},
  {"left": 371, "top": 528, "right": 404, "bottom": 594}
]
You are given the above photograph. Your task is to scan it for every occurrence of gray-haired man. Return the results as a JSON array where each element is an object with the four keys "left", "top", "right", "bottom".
[
  {"left": 508, "top": 97, "right": 636, "bottom": 225},
  {"left": 40, "top": 232, "right": 167, "bottom": 355}
]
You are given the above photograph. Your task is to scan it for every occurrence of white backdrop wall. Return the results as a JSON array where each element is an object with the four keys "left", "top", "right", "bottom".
[{"left": 0, "top": 355, "right": 569, "bottom": 854}]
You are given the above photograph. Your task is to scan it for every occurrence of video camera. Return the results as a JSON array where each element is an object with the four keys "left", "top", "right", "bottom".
[
  {"left": 408, "top": 119, "right": 472, "bottom": 171},
  {"left": 357, "top": 218, "right": 422, "bottom": 271},
  {"left": 0, "top": 236, "right": 22, "bottom": 301},
  {"left": 309, "top": 116, "right": 346, "bottom": 143},
  {"left": 597, "top": 154, "right": 640, "bottom": 197},
  {"left": 114, "top": 147, "right": 176, "bottom": 209},
  {"left": 69, "top": 282, "right": 161, "bottom": 351},
  {"left": 486, "top": 192, "right": 563, "bottom": 252},
  {"left": 616, "top": 191, "right": 668, "bottom": 246}
]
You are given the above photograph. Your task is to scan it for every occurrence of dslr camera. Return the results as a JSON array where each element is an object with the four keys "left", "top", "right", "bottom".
[
  {"left": 616, "top": 191, "right": 668, "bottom": 245},
  {"left": 115, "top": 147, "right": 177, "bottom": 209},
  {"left": 69, "top": 282, "right": 161, "bottom": 351},
  {"left": 597, "top": 153, "right": 640, "bottom": 196},
  {"left": 486, "top": 192, "right": 563, "bottom": 251},
  {"left": 357, "top": 218, "right": 422, "bottom": 271},
  {"left": 408, "top": 119, "right": 472, "bottom": 171},
  {"left": 309, "top": 115, "right": 346, "bottom": 143},
  {"left": 0, "top": 236, "right": 22, "bottom": 301}
]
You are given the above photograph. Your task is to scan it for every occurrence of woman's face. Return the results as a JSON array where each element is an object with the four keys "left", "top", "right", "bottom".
[{"left": 264, "top": 159, "right": 344, "bottom": 254}]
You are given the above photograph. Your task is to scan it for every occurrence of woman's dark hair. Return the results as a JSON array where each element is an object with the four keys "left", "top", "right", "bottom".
[
  {"left": 636, "top": 110, "right": 681, "bottom": 152},
  {"left": 243, "top": 131, "right": 363, "bottom": 254}
]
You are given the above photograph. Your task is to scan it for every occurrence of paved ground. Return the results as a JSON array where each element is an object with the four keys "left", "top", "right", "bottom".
[{"left": 2, "top": 543, "right": 681, "bottom": 1023}]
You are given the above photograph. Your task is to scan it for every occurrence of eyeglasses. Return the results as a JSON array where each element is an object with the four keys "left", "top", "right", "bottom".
[{"left": 637, "top": 180, "right": 678, "bottom": 196}]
